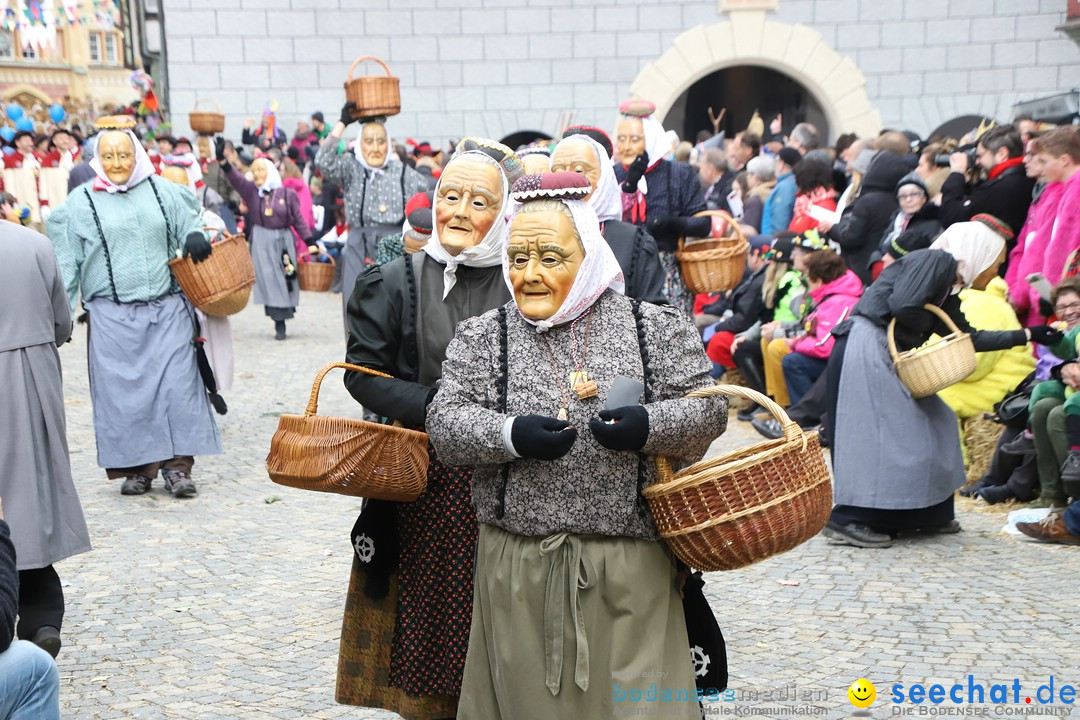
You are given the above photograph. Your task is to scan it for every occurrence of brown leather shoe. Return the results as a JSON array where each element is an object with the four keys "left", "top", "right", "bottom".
[{"left": 1016, "top": 514, "right": 1080, "bottom": 545}]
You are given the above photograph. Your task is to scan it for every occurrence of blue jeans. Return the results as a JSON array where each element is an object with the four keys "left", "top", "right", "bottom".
[
  {"left": 1065, "top": 500, "right": 1080, "bottom": 537},
  {"left": 0, "top": 640, "right": 59, "bottom": 720},
  {"left": 781, "top": 352, "right": 829, "bottom": 408}
]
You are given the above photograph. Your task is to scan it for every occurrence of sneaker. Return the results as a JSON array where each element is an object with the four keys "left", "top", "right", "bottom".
[
  {"left": 737, "top": 403, "right": 763, "bottom": 422},
  {"left": 162, "top": 469, "right": 197, "bottom": 498},
  {"left": 1016, "top": 513, "right": 1080, "bottom": 545},
  {"left": 751, "top": 416, "right": 783, "bottom": 440},
  {"left": 822, "top": 521, "right": 893, "bottom": 548},
  {"left": 120, "top": 475, "right": 152, "bottom": 495},
  {"left": 1000, "top": 433, "right": 1035, "bottom": 456},
  {"left": 974, "top": 484, "right": 1015, "bottom": 505},
  {"left": 31, "top": 626, "right": 61, "bottom": 659}
]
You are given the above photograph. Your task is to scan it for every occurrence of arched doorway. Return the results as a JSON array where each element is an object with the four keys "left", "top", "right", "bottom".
[
  {"left": 665, "top": 65, "right": 830, "bottom": 144},
  {"left": 629, "top": 14, "right": 882, "bottom": 143},
  {"left": 499, "top": 130, "right": 551, "bottom": 150}
]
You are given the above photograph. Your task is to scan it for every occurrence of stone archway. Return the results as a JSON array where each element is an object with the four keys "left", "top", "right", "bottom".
[
  {"left": 630, "top": 12, "right": 882, "bottom": 142},
  {"left": 1, "top": 84, "right": 53, "bottom": 106}
]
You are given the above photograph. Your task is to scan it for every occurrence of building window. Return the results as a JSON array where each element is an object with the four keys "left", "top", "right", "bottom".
[
  {"left": 0, "top": 30, "right": 14, "bottom": 60},
  {"left": 88, "top": 32, "right": 101, "bottom": 63},
  {"left": 104, "top": 33, "right": 117, "bottom": 64}
]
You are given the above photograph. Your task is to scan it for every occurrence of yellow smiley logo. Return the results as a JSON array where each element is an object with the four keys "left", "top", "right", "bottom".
[{"left": 848, "top": 678, "right": 876, "bottom": 708}]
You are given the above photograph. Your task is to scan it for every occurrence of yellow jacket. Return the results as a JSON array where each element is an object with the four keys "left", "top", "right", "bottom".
[{"left": 937, "top": 278, "right": 1035, "bottom": 419}]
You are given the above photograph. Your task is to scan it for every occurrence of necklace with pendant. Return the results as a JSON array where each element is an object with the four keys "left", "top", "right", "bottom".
[{"left": 541, "top": 308, "right": 597, "bottom": 421}]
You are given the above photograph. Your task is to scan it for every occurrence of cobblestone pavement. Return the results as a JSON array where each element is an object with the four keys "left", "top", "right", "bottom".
[{"left": 56, "top": 290, "right": 1080, "bottom": 719}]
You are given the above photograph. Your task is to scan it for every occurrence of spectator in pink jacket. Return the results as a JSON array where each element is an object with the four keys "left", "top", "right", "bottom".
[
  {"left": 281, "top": 159, "right": 316, "bottom": 258},
  {"left": 1037, "top": 128, "right": 1080, "bottom": 299},
  {"left": 1006, "top": 134, "right": 1066, "bottom": 326},
  {"left": 783, "top": 250, "right": 863, "bottom": 405}
]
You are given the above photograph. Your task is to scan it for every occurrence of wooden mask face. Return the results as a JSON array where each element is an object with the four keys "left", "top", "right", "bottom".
[
  {"left": 360, "top": 122, "right": 388, "bottom": 167},
  {"left": 507, "top": 208, "right": 584, "bottom": 321},
  {"left": 98, "top": 131, "right": 136, "bottom": 186},
  {"left": 434, "top": 159, "right": 502, "bottom": 256}
]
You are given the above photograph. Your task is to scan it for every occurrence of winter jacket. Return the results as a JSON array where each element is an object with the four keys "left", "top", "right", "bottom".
[
  {"left": 761, "top": 173, "right": 796, "bottom": 235},
  {"left": 940, "top": 162, "right": 1035, "bottom": 252},
  {"left": 1005, "top": 181, "right": 1065, "bottom": 326},
  {"left": 771, "top": 269, "right": 805, "bottom": 324},
  {"left": 878, "top": 203, "right": 943, "bottom": 259},
  {"left": 937, "top": 278, "right": 1035, "bottom": 419},
  {"left": 283, "top": 176, "right": 316, "bottom": 254},
  {"left": 790, "top": 269, "right": 863, "bottom": 359},
  {"left": 1044, "top": 171, "right": 1080, "bottom": 288},
  {"left": 832, "top": 152, "right": 910, "bottom": 285},
  {"left": 788, "top": 189, "right": 836, "bottom": 235}
]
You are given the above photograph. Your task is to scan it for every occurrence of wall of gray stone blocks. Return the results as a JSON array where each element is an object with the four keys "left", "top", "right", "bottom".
[{"left": 163, "top": 0, "right": 1078, "bottom": 145}]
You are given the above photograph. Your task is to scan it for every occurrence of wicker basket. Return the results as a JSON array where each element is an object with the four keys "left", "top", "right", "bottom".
[
  {"left": 344, "top": 56, "right": 401, "bottom": 119},
  {"left": 298, "top": 255, "right": 335, "bottom": 292},
  {"left": 168, "top": 231, "right": 254, "bottom": 317},
  {"left": 643, "top": 385, "right": 832, "bottom": 572},
  {"left": 676, "top": 210, "right": 749, "bottom": 293},
  {"left": 888, "top": 304, "right": 977, "bottom": 399},
  {"left": 189, "top": 98, "right": 225, "bottom": 135},
  {"left": 266, "top": 363, "right": 430, "bottom": 500}
]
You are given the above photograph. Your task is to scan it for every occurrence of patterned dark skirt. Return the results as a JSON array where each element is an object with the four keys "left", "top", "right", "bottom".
[{"left": 336, "top": 453, "right": 477, "bottom": 719}]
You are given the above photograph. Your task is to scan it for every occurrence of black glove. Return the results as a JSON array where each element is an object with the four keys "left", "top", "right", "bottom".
[
  {"left": 1028, "top": 325, "right": 1065, "bottom": 346},
  {"left": 340, "top": 101, "right": 359, "bottom": 127},
  {"left": 621, "top": 153, "right": 648, "bottom": 193},
  {"left": 588, "top": 405, "right": 649, "bottom": 452},
  {"left": 1039, "top": 297, "right": 1055, "bottom": 319},
  {"left": 183, "top": 231, "right": 213, "bottom": 264},
  {"left": 510, "top": 414, "right": 578, "bottom": 461},
  {"left": 214, "top": 136, "right": 226, "bottom": 162},
  {"left": 647, "top": 216, "right": 688, "bottom": 238}
]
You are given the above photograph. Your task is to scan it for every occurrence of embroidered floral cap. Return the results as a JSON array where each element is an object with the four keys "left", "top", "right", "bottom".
[
  {"left": 94, "top": 115, "right": 136, "bottom": 131},
  {"left": 618, "top": 98, "right": 657, "bottom": 118},
  {"left": 454, "top": 137, "right": 525, "bottom": 187},
  {"left": 510, "top": 171, "right": 591, "bottom": 203}
]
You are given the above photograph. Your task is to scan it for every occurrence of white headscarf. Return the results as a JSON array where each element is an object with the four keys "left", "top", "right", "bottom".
[
  {"left": 252, "top": 157, "right": 282, "bottom": 196},
  {"left": 505, "top": 197, "right": 626, "bottom": 332},
  {"left": 422, "top": 151, "right": 509, "bottom": 300},
  {"left": 354, "top": 121, "right": 391, "bottom": 176},
  {"left": 90, "top": 129, "right": 156, "bottom": 193},
  {"left": 930, "top": 221, "right": 1006, "bottom": 292},
  {"left": 553, "top": 135, "right": 622, "bottom": 223}
]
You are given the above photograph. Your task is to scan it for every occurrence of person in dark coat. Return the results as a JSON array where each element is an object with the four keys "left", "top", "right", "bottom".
[
  {"left": 830, "top": 151, "right": 910, "bottom": 284},
  {"left": 939, "top": 124, "right": 1035, "bottom": 256},
  {"left": 869, "top": 173, "right": 943, "bottom": 281},
  {"left": 0, "top": 502, "right": 61, "bottom": 719},
  {"left": 702, "top": 240, "right": 770, "bottom": 370},
  {"left": 550, "top": 133, "right": 667, "bottom": 304}
]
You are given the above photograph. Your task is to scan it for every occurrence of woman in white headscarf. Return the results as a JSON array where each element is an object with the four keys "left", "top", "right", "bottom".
[
  {"left": 822, "top": 219, "right": 1064, "bottom": 548},
  {"left": 427, "top": 171, "right": 726, "bottom": 719},
  {"left": 46, "top": 116, "right": 220, "bottom": 499},
  {"left": 219, "top": 151, "right": 311, "bottom": 340},
  {"left": 612, "top": 101, "right": 710, "bottom": 314},
  {"left": 336, "top": 143, "right": 524, "bottom": 720},
  {"left": 551, "top": 132, "right": 666, "bottom": 303}
]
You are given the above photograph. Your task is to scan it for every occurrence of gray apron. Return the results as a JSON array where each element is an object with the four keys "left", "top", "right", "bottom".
[
  {"left": 250, "top": 224, "right": 299, "bottom": 309},
  {"left": 341, "top": 222, "right": 398, "bottom": 329},
  {"left": 87, "top": 294, "right": 222, "bottom": 469}
]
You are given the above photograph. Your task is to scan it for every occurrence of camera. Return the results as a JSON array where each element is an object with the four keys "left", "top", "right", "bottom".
[{"left": 934, "top": 144, "right": 977, "bottom": 168}]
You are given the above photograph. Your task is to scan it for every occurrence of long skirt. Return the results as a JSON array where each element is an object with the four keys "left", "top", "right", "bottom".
[
  {"left": 341, "top": 223, "right": 398, "bottom": 331},
  {"left": 87, "top": 294, "right": 222, "bottom": 469},
  {"left": 457, "top": 524, "right": 700, "bottom": 720},
  {"left": 0, "top": 343, "right": 90, "bottom": 570},
  {"left": 336, "top": 455, "right": 476, "bottom": 719},
  {"left": 250, "top": 224, "right": 298, "bottom": 317},
  {"left": 657, "top": 250, "right": 694, "bottom": 316},
  {"left": 195, "top": 310, "right": 233, "bottom": 392},
  {"left": 829, "top": 316, "right": 965, "bottom": 511}
]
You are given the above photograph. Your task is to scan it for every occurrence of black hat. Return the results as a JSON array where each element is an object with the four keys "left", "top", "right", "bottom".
[
  {"left": 157, "top": 135, "right": 177, "bottom": 147},
  {"left": 765, "top": 232, "right": 798, "bottom": 264},
  {"left": 311, "top": 111, "right": 325, "bottom": 123},
  {"left": 562, "top": 125, "right": 614, "bottom": 159},
  {"left": 895, "top": 172, "right": 928, "bottom": 197},
  {"left": 407, "top": 207, "right": 433, "bottom": 235},
  {"left": 777, "top": 147, "right": 803, "bottom": 168}
]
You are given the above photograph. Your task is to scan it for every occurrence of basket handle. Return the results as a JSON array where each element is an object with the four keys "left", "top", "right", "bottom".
[
  {"left": 654, "top": 383, "right": 807, "bottom": 485},
  {"left": 677, "top": 209, "right": 748, "bottom": 251},
  {"left": 886, "top": 303, "right": 960, "bottom": 363},
  {"left": 301, "top": 252, "right": 335, "bottom": 266},
  {"left": 347, "top": 55, "right": 393, "bottom": 82},
  {"left": 306, "top": 362, "right": 393, "bottom": 416},
  {"left": 193, "top": 98, "right": 222, "bottom": 114}
]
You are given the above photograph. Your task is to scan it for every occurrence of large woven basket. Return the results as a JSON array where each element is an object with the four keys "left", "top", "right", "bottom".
[
  {"left": 168, "top": 231, "right": 254, "bottom": 317},
  {"left": 643, "top": 385, "right": 832, "bottom": 571},
  {"left": 676, "top": 210, "right": 749, "bottom": 293},
  {"left": 298, "top": 255, "right": 335, "bottom": 292},
  {"left": 266, "top": 363, "right": 430, "bottom": 500},
  {"left": 889, "top": 304, "right": 977, "bottom": 399},
  {"left": 189, "top": 98, "right": 225, "bottom": 135},
  {"left": 344, "top": 56, "right": 401, "bottom": 119}
]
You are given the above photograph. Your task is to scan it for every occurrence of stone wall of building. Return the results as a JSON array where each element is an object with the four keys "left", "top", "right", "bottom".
[{"left": 162, "top": 0, "right": 1078, "bottom": 144}]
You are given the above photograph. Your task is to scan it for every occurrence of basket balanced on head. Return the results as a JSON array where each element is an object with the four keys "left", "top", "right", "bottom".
[
  {"left": 889, "top": 304, "right": 977, "bottom": 399},
  {"left": 298, "top": 255, "right": 335, "bottom": 292},
  {"left": 189, "top": 98, "right": 225, "bottom": 135},
  {"left": 167, "top": 230, "right": 255, "bottom": 317},
  {"left": 344, "top": 55, "right": 401, "bottom": 119},
  {"left": 676, "top": 210, "right": 749, "bottom": 293},
  {"left": 643, "top": 385, "right": 832, "bottom": 571},
  {"left": 266, "top": 362, "right": 430, "bottom": 501}
]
